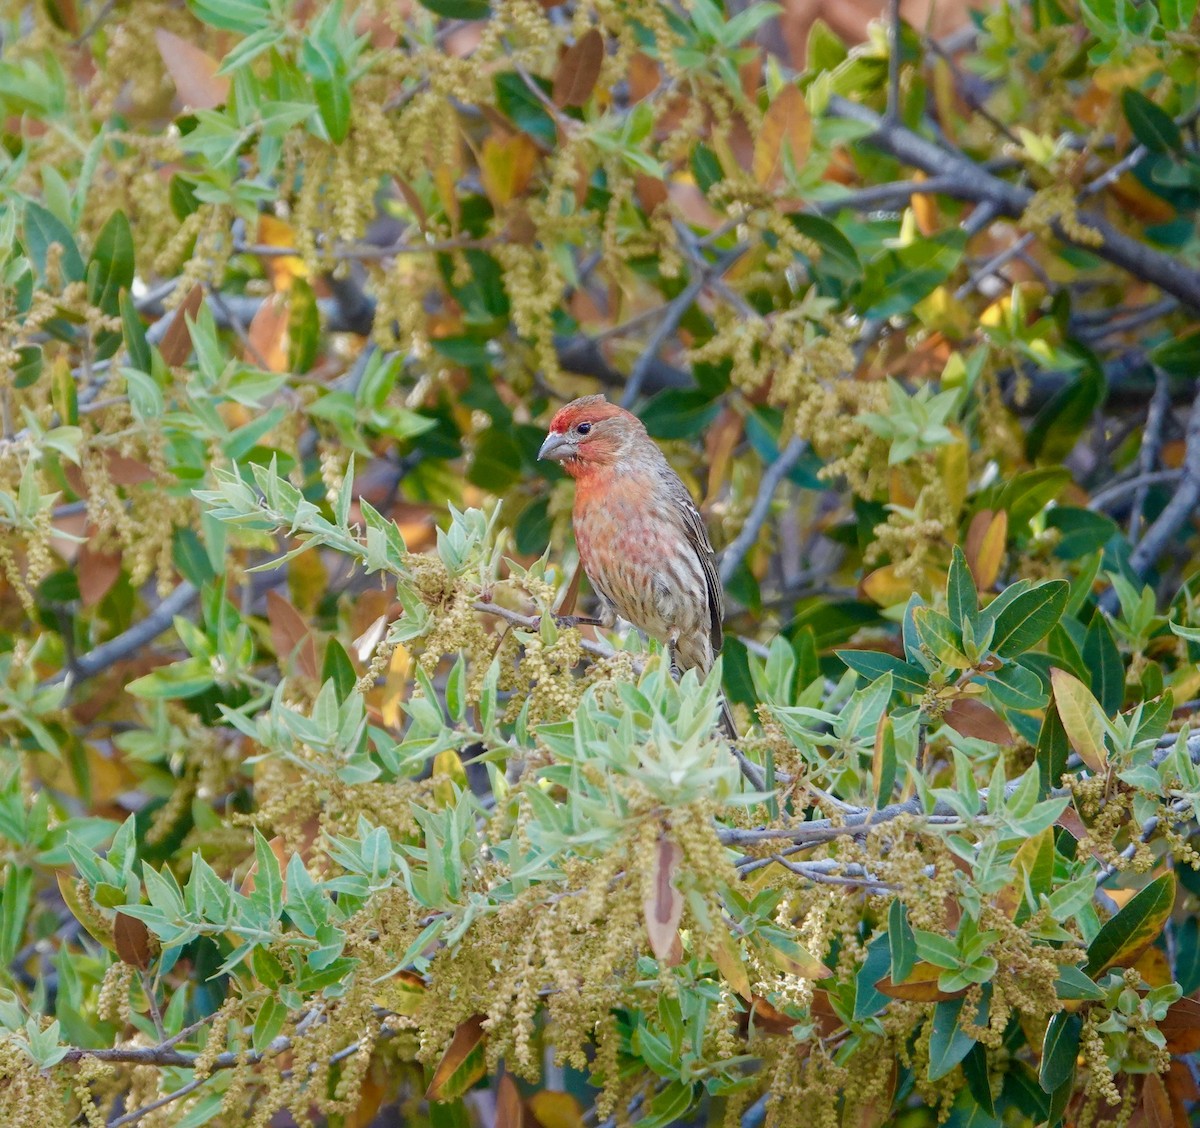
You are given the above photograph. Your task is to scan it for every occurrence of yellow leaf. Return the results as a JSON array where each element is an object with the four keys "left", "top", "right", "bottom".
[
  {"left": 753, "top": 84, "right": 811, "bottom": 188},
  {"left": 1050, "top": 668, "right": 1109, "bottom": 773},
  {"left": 433, "top": 750, "right": 468, "bottom": 808},
  {"left": 965, "top": 509, "right": 1007, "bottom": 590},
  {"left": 875, "top": 961, "right": 970, "bottom": 1002},
  {"left": 528, "top": 1091, "right": 586, "bottom": 1128},
  {"left": 712, "top": 924, "right": 751, "bottom": 999},
  {"left": 480, "top": 134, "right": 539, "bottom": 207},
  {"left": 256, "top": 215, "right": 308, "bottom": 291},
  {"left": 373, "top": 969, "right": 426, "bottom": 1016},
  {"left": 861, "top": 564, "right": 913, "bottom": 608}
]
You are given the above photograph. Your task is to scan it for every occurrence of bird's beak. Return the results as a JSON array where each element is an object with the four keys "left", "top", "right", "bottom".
[{"left": 538, "top": 432, "right": 572, "bottom": 462}]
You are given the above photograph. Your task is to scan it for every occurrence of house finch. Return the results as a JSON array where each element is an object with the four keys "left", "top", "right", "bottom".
[{"left": 538, "top": 395, "right": 738, "bottom": 739}]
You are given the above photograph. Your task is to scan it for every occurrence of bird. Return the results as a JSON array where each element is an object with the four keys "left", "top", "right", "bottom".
[{"left": 537, "top": 394, "right": 738, "bottom": 740}]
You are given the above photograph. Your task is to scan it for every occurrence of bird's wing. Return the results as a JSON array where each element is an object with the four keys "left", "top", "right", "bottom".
[{"left": 670, "top": 477, "right": 724, "bottom": 652}]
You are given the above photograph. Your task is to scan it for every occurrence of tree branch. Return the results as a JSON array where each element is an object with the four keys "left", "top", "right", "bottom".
[{"left": 826, "top": 95, "right": 1200, "bottom": 312}]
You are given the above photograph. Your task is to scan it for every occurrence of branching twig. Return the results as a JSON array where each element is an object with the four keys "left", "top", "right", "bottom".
[
  {"left": 827, "top": 96, "right": 1200, "bottom": 311},
  {"left": 1129, "top": 366, "right": 1173, "bottom": 542},
  {"left": 718, "top": 437, "right": 808, "bottom": 585},
  {"left": 51, "top": 582, "right": 198, "bottom": 687}
]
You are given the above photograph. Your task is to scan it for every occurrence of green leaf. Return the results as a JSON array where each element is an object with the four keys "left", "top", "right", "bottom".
[
  {"left": 1082, "top": 614, "right": 1123, "bottom": 715},
  {"left": 914, "top": 608, "right": 969, "bottom": 666},
  {"left": 23, "top": 200, "right": 85, "bottom": 283},
  {"left": 1151, "top": 331, "right": 1200, "bottom": 377},
  {"left": 836, "top": 650, "right": 929, "bottom": 694},
  {"left": 1054, "top": 965, "right": 1106, "bottom": 1001},
  {"left": 986, "top": 581, "right": 1068, "bottom": 658},
  {"left": 928, "top": 994, "right": 986, "bottom": 1081},
  {"left": 87, "top": 210, "right": 135, "bottom": 316},
  {"left": 249, "top": 830, "right": 283, "bottom": 921},
  {"left": 961, "top": 1043, "right": 995, "bottom": 1117},
  {"left": 187, "top": 0, "right": 273, "bottom": 35},
  {"left": 947, "top": 545, "right": 978, "bottom": 631},
  {"left": 494, "top": 72, "right": 556, "bottom": 147},
  {"left": 786, "top": 214, "right": 862, "bottom": 283},
  {"left": 1121, "top": 88, "right": 1181, "bottom": 153},
  {"left": 322, "top": 641, "right": 356, "bottom": 703},
  {"left": 253, "top": 996, "right": 288, "bottom": 1051},
  {"left": 301, "top": 35, "right": 351, "bottom": 143},
  {"left": 415, "top": 0, "right": 491, "bottom": 18},
  {"left": 1039, "top": 1011, "right": 1082, "bottom": 1093},
  {"left": 1085, "top": 873, "right": 1176, "bottom": 976},
  {"left": 1035, "top": 700, "right": 1069, "bottom": 797},
  {"left": 889, "top": 899, "right": 916, "bottom": 984}
]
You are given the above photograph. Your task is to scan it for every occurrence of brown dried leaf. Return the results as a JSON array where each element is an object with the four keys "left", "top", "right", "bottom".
[
  {"left": 1139, "top": 1073, "right": 1173, "bottom": 1128},
  {"left": 114, "top": 911, "right": 153, "bottom": 969},
  {"left": 746, "top": 995, "right": 800, "bottom": 1034},
  {"left": 753, "top": 84, "right": 811, "bottom": 188},
  {"left": 78, "top": 543, "right": 122, "bottom": 608},
  {"left": 159, "top": 285, "right": 204, "bottom": 367},
  {"left": 155, "top": 30, "right": 230, "bottom": 111},
  {"left": 425, "top": 1015, "right": 487, "bottom": 1102},
  {"left": 642, "top": 837, "right": 684, "bottom": 965},
  {"left": 942, "top": 697, "right": 1013, "bottom": 745},
  {"left": 552, "top": 28, "right": 603, "bottom": 107},
  {"left": 105, "top": 452, "right": 156, "bottom": 486},
  {"left": 266, "top": 590, "right": 319, "bottom": 681},
  {"left": 496, "top": 1074, "right": 524, "bottom": 1128},
  {"left": 1160, "top": 996, "right": 1200, "bottom": 1054},
  {"left": 628, "top": 52, "right": 660, "bottom": 102}
]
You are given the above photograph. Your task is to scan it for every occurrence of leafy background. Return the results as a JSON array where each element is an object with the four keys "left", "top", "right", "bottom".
[{"left": 1, "top": 0, "right": 1200, "bottom": 1125}]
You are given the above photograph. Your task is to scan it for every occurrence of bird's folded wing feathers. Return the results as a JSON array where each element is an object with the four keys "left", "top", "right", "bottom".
[{"left": 670, "top": 480, "right": 724, "bottom": 652}]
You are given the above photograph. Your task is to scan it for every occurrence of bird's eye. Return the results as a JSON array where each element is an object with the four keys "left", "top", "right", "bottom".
[{"left": 576, "top": 422, "right": 592, "bottom": 435}]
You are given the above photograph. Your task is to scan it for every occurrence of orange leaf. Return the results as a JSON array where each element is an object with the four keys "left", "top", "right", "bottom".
[
  {"left": 753, "top": 84, "right": 811, "bottom": 189},
  {"left": 155, "top": 30, "right": 230, "bottom": 110},
  {"left": 942, "top": 697, "right": 1013, "bottom": 744},
  {"left": 78, "top": 543, "right": 122, "bottom": 608},
  {"left": 642, "top": 837, "right": 684, "bottom": 965},
  {"left": 628, "top": 52, "right": 660, "bottom": 102},
  {"left": 426, "top": 1015, "right": 487, "bottom": 1102},
  {"left": 480, "top": 134, "right": 539, "bottom": 207},
  {"left": 159, "top": 285, "right": 204, "bottom": 367},
  {"left": 747, "top": 995, "right": 800, "bottom": 1034},
  {"left": 965, "top": 509, "right": 1007, "bottom": 590},
  {"left": 247, "top": 294, "right": 291, "bottom": 373},
  {"left": 552, "top": 28, "right": 604, "bottom": 107},
  {"left": 494, "top": 1075, "right": 523, "bottom": 1128},
  {"left": 875, "top": 962, "right": 970, "bottom": 1002}
]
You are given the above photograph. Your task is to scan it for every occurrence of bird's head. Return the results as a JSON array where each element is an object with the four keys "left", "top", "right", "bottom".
[{"left": 538, "top": 395, "right": 645, "bottom": 476}]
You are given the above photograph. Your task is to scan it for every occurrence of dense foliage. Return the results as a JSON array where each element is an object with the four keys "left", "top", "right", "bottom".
[{"left": 2, "top": 0, "right": 1200, "bottom": 1124}]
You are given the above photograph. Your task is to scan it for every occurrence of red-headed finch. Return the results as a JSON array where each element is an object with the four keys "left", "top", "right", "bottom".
[{"left": 538, "top": 395, "right": 738, "bottom": 739}]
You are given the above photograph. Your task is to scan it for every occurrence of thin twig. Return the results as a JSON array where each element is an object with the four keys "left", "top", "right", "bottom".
[
  {"left": 718, "top": 437, "right": 808, "bottom": 585},
  {"left": 1088, "top": 470, "right": 1182, "bottom": 513},
  {"left": 1129, "top": 366, "right": 1172, "bottom": 542},
  {"left": 50, "top": 583, "right": 198, "bottom": 687},
  {"left": 1102, "top": 380, "right": 1200, "bottom": 608}
]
